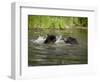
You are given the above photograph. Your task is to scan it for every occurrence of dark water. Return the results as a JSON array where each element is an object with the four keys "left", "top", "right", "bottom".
[{"left": 28, "top": 28, "right": 88, "bottom": 66}]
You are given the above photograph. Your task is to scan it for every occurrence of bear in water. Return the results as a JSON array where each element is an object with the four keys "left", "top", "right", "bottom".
[
  {"left": 44, "top": 34, "right": 56, "bottom": 44},
  {"left": 64, "top": 37, "right": 78, "bottom": 44}
]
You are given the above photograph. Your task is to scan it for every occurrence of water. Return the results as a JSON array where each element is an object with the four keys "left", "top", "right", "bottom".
[{"left": 28, "top": 28, "right": 88, "bottom": 66}]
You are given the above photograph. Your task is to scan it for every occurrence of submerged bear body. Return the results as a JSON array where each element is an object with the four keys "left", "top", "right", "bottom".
[
  {"left": 64, "top": 37, "right": 78, "bottom": 44},
  {"left": 44, "top": 35, "right": 56, "bottom": 44},
  {"left": 43, "top": 35, "right": 78, "bottom": 45}
]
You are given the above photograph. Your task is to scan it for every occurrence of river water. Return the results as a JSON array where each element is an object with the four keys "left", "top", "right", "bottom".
[{"left": 28, "top": 28, "right": 87, "bottom": 66}]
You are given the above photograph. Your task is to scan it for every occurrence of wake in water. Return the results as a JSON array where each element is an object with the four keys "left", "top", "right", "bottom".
[
  {"left": 30, "top": 35, "right": 78, "bottom": 45},
  {"left": 31, "top": 35, "right": 64, "bottom": 44}
]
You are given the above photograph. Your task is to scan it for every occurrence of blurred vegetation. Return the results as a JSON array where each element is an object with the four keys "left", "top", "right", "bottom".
[{"left": 28, "top": 15, "right": 88, "bottom": 30}]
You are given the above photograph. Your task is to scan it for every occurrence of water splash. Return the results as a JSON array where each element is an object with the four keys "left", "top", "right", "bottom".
[
  {"left": 31, "top": 35, "right": 65, "bottom": 44},
  {"left": 31, "top": 35, "right": 46, "bottom": 44},
  {"left": 55, "top": 35, "right": 64, "bottom": 44}
]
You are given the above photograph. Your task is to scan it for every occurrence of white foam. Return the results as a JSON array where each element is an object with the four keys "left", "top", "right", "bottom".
[{"left": 32, "top": 35, "right": 46, "bottom": 44}]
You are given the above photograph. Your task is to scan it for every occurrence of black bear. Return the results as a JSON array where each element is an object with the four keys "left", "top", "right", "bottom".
[
  {"left": 64, "top": 37, "right": 78, "bottom": 44},
  {"left": 44, "top": 34, "right": 56, "bottom": 44}
]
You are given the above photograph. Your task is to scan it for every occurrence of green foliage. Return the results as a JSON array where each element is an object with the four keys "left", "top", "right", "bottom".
[
  {"left": 28, "top": 15, "right": 88, "bottom": 30},
  {"left": 73, "top": 17, "right": 88, "bottom": 27}
]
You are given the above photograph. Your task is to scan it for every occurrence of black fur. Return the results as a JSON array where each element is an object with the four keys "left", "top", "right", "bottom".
[
  {"left": 44, "top": 35, "right": 56, "bottom": 44},
  {"left": 64, "top": 37, "right": 78, "bottom": 44}
]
